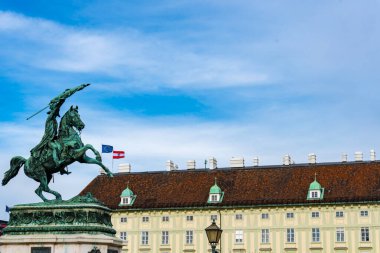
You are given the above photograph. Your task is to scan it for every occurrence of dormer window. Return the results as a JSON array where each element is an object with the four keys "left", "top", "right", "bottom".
[
  {"left": 121, "top": 197, "right": 131, "bottom": 205},
  {"left": 210, "top": 194, "right": 219, "bottom": 202},
  {"left": 207, "top": 178, "right": 224, "bottom": 204},
  {"left": 310, "top": 190, "right": 320, "bottom": 199},
  {"left": 307, "top": 173, "right": 324, "bottom": 200},
  {"left": 119, "top": 185, "right": 136, "bottom": 206}
]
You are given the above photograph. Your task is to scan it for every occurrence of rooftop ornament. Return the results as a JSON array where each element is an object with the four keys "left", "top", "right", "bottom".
[{"left": 2, "top": 84, "right": 113, "bottom": 202}]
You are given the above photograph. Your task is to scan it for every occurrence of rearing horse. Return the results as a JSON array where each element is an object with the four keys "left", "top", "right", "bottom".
[{"left": 2, "top": 106, "right": 113, "bottom": 202}]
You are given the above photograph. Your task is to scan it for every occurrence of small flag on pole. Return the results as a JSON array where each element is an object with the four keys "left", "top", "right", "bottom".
[
  {"left": 113, "top": 150, "right": 125, "bottom": 159},
  {"left": 5, "top": 205, "right": 10, "bottom": 213},
  {"left": 102, "top": 144, "right": 113, "bottom": 153}
]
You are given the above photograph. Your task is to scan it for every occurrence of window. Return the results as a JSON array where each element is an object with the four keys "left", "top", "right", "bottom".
[
  {"left": 162, "top": 231, "right": 169, "bottom": 245},
  {"left": 186, "top": 230, "right": 193, "bottom": 244},
  {"left": 211, "top": 214, "right": 218, "bottom": 221},
  {"left": 141, "top": 231, "right": 149, "bottom": 245},
  {"left": 311, "top": 211, "right": 320, "bottom": 218},
  {"left": 312, "top": 228, "right": 320, "bottom": 242},
  {"left": 162, "top": 216, "right": 169, "bottom": 222},
  {"left": 186, "top": 215, "right": 193, "bottom": 221},
  {"left": 210, "top": 194, "right": 219, "bottom": 202},
  {"left": 286, "top": 212, "right": 294, "bottom": 219},
  {"left": 261, "top": 229, "right": 270, "bottom": 243},
  {"left": 261, "top": 213, "right": 269, "bottom": 219},
  {"left": 287, "top": 228, "right": 295, "bottom": 243},
  {"left": 120, "top": 217, "right": 127, "bottom": 223},
  {"left": 361, "top": 227, "right": 370, "bottom": 242},
  {"left": 311, "top": 191, "right": 319, "bottom": 198},
  {"left": 235, "top": 230, "right": 243, "bottom": 243},
  {"left": 236, "top": 214, "right": 243, "bottom": 220},
  {"left": 336, "top": 211, "right": 344, "bottom": 218},
  {"left": 336, "top": 227, "right": 344, "bottom": 242},
  {"left": 120, "top": 231, "right": 127, "bottom": 241},
  {"left": 360, "top": 210, "right": 369, "bottom": 217},
  {"left": 142, "top": 216, "right": 149, "bottom": 223},
  {"left": 121, "top": 197, "right": 130, "bottom": 205}
]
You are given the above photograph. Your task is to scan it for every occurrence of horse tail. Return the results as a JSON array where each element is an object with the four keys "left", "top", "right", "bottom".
[{"left": 2, "top": 156, "right": 26, "bottom": 186}]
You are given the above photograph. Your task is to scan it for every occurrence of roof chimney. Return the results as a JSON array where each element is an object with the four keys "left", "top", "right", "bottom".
[
  {"left": 253, "top": 157, "right": 259, "bottom": 167},
  {"left": 341, "top": 153, "right": 348, "bottom": 162},
  {"left": 370, "top": 149, "right": 376, "bottom": 161},
  {"left": 209, "top": 157, "right": 217, "bottom": 170},
  {"left": 230, "top": 157, "right": 244, "bottom": 168},
  {"left": 118, "top": 163, "right": 131, "bottom": 173},
  {"left": 308, "top": 153, "right": 317, "bottom": 164},
  {"left": 166, "top": 160, "right": 176, "bottom": 171},
  {"left": 283, "top": 155, "right": 291, "bottom": 166},
  {"left": 354, "top": 151, "right": 363, "bottom": 162},
  {"left": 187, "top": 160, "right": 196, "bottom": 170}
]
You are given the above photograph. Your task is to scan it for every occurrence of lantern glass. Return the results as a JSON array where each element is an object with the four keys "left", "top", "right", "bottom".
[{"left": 205, "top": 220, "right": 223, "bottom": 244}]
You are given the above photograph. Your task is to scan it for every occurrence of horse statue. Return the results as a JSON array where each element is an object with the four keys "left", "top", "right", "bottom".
[{"left": 2, "top": 84, "right": 113, "bottom": 202}]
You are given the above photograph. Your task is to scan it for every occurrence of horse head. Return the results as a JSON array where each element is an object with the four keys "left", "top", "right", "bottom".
[{"left": 66, "top": 105, "right": 85, "bottom": 132}]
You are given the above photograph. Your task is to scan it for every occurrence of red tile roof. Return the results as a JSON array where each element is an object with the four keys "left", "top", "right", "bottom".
[{"left": 80, "top": 162, "right": 380, "bottom": 210}]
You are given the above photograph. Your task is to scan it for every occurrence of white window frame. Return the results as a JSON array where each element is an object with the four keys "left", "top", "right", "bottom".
[
  {"left": 286, "top": 212, "right": 294, "bottom": 219},
  {"left": 120, "top": 231, "right": 127, "bottom": 241},
  {"left": 142, "top": 216, "right": 149, "bottom": 223},
  {"left": 210, "top": 194, "right": 219, "bottom": 202},
  {"left": 336, "top": 211, "right": 344, "bottom": 218},
  {"left": 162, "top": 231, "right": 169, "bottom": 245},
  {"left": 360, "top": 210, "right": 369, "bottom": 217},
  {"left": 141, "top": 231, "right": 149, "bottom": 245},
  {"left": 186, "top": 230, "right": 193, "bottom": 244},
  {"left": 235, "top": 230, "right": 243, "bottom": 243},
  {"left": 311, "top": 211, "right": 320, "bottom": 218},
  {"left": 261, "top": 229, "right": 270, "bottom": 243},
  {"left": 261, "top": 213, "right": 269, "bottom": 219},
  {"left": 235, "top": 214, "right": 243, "bottom": 220},
  {"left": 120, "top": 217, "right": 127, "bottom": 223},
  {"left": 312, "top": 228, "right": 320, "bottom": 242},
  {"left": 361, "top": 227, "right": 370, "bottom": 242},
  {"left": 186, "top": 215, "right": 193, "bottom": 221},
  {"left": 121, "top": 197, "right": 130, "bottom": 205},
  {"left": 287, "top": 228, "right": 295, "bottom": 243},
  {"left": 162, "top": 216, "right": 169, "bottom": 222},
  {"left": 336, "top": 227, "right": 345, "bottom": 242}
]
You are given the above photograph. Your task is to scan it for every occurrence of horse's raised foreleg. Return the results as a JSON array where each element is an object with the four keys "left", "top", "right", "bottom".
[
  {"left": 72, "top": 144, "right": 113, "bottom": 176},
  {"left": 78, "top": 154, "right": 113, "bottom": 177}
]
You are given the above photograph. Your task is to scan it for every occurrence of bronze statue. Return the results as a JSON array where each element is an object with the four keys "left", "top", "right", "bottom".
[{"left": 2, "top": 84, "right": 113, "bottom": 202}]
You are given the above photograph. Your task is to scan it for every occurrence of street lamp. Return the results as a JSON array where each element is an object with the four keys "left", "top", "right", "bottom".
[{"left": 205, "top": 219, "right": 223, "bottom": 253}]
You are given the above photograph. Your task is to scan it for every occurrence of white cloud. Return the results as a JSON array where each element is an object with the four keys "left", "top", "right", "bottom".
[{"left": 0, "top": 11, "right": 268, "bottom": 89}]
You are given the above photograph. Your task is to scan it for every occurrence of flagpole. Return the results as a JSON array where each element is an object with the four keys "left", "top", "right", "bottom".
[{"left": 112, "top": 156, "right": 114, "bottom": 173}]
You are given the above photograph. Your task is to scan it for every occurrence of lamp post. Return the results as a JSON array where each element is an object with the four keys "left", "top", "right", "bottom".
[{"left": 205, "top": 219, "right": 223, "bottom": 253}]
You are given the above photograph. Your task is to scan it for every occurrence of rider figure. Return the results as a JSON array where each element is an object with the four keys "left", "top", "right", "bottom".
[{"left": 30, "top": 84, "right": 89, "bottom": 171}]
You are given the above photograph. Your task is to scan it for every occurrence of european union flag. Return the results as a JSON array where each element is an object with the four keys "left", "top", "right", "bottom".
[
  {"left": 5, "top": 205, "right": 10, "bottom": 213},
  {"left": 102, "top": 144, "right": 113, "bottom": 153}
]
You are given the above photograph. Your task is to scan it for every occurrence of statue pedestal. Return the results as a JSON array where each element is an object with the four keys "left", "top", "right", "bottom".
[
  {"left": 0, "top": 233, "right": 122, "bottom": 253},
  {"left": 0, "top": 194, "right": 122, "bottom": 253}
]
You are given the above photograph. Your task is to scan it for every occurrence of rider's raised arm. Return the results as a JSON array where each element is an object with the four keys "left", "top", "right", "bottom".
[{"left": 48, "top": 84, "right": 90, "bottom": 119}]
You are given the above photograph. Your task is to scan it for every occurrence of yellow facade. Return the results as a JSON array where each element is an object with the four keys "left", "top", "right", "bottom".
[{"left": 112, "top": 203, "right": 379, "bottom": 252}]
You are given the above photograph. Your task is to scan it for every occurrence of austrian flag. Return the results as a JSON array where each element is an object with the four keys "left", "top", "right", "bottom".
[{"left": 113, "top": 150, "right": 125, "bottom": 159}]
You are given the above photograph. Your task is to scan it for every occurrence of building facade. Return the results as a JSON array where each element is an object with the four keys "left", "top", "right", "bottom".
[{"left": 82, "top": 158, "right": 380, "bottom": 253}]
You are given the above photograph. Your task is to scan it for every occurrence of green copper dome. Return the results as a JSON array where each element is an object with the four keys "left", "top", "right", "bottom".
[
  {"left": 309, "top": 179, "right": 322, "bottom": 190},
  {"left": 210, "top": 183, "right": 222, "bottom": 194},
  {"left": 120, "top": 187, "right": 134, "bottom": 197}
]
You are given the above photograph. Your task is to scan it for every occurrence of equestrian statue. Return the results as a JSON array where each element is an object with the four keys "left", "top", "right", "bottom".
[{"left": 2, "top": 84, "right": 113, "bottom": 202}]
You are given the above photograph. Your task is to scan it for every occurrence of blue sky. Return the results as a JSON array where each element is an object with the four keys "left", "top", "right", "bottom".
[{"left": 0, "top": 0, "right": 379, "bottom": 219}]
